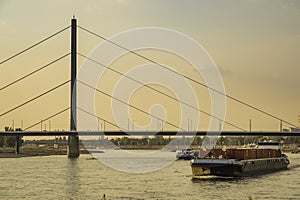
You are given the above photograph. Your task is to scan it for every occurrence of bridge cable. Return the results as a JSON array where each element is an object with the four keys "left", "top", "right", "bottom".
[
  {"left": 0, "top": 53, "right": 70, "bottom": 91},
  {"left": 78, "top": 25, "right": 297, "bottom": 128},
  {"left": 78, "top": 107, "right": 124, "bottom": 130},
  {"left": 77, "top": 80, "right": 186, "bottom": 131},
  {"left": 0, "top": 26, "right": 70, "bottom": 65},
  {"left": 0, "top": 80, "right": 70, "bottom": 117},
  {"left": 23, "top": 107, "right": 70, "bottom": 131},
  {"left": 78, "top": 52, "right": 246, "bottom": 132}
]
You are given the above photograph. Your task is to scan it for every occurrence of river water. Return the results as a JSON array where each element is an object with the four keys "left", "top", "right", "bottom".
[{"left": 0, "top": 152, "right": 299, "bottom": 199}]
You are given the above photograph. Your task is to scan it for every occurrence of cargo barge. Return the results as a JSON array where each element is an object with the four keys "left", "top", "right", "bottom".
[{"left": 191, "top": 142, "right": 290, "bottom": 177}]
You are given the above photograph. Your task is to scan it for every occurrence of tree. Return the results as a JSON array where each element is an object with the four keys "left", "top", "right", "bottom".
[{"left": 1, "top": 127, "right": 24, "bottom": 148}]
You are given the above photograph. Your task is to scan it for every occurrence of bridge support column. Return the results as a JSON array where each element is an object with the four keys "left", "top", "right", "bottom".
[
  {"left": 15, "top": 136, "right": 20, "bottom": 154},
  {"left": 67, "top": 135, "right": 79, "bottom": 157},
  {"left": 67, "top": 16, "right": 80, "bottom": 158}
]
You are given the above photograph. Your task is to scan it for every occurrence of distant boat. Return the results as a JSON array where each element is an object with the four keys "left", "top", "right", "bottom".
[
  {"left": 176, "top": 148, "right": 197, "bottom": 160},
  {"left": 191, "top": 141, "right": 289, "bottom": 177},
  {"left": 291, "top": 149, "right": 300, "bottom": 154},
  {"left": 87, "top": 149, "right": 105, "bottom": 153}
]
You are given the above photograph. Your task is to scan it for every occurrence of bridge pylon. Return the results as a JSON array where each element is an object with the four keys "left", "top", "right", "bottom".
[{"left": 67, "top": 16, "right": 80, "bottom": 158}]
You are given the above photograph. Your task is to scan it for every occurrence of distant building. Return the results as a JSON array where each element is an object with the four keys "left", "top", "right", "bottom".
[{"left": 290, "top": 127, "right": 300, "bottom": 132}]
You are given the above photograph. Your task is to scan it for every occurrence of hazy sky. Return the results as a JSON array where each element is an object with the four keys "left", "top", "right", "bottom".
[{"left": 0, "top": 0, "right": 299, "bottom": 132}]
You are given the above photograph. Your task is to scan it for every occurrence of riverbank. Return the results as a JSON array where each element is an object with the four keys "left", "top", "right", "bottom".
[
  {"left": 0, "top": 146, "right": 90, "bottom": 158},
  {"left": 1, "top": 145, "right": 298, "bottom": 158}
]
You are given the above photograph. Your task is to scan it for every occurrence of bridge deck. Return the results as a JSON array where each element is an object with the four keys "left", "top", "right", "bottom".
[{"left": 0, "top": 131, "right": 299, "bottom": 136}]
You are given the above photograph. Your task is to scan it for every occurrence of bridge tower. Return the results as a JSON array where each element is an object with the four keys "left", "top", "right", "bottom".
[{"left": 67, "top": 17, "right": 80, "bottom": 158}]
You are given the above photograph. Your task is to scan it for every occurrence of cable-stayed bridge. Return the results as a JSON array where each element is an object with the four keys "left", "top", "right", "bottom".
[{"left": 0, "top": 18, "right": 299, "bottom": 157}]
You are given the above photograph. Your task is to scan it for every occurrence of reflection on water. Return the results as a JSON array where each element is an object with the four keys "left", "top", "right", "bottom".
[
  {"left": 0, "top": 153, "right": 299, "bottom": 199},
  {"left": 65, "top": 158, "right": 81, "bottom": 198},
  {"left": 191, "top": 176, "right": 244, "bottom": 183}
]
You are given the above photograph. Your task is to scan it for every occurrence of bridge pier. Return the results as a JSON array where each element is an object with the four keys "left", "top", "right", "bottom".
[
  {"left": 67, "top": 16, "right": 80, "bottom": 158},
  {"left": 67, "top": 135, "right": 79, "bottom": 158},
  {"left": 15, "top": 136, "right": 20, "bottom": 154}
]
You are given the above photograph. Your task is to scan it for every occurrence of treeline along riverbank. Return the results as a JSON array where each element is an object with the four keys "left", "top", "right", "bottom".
[{"left": 0, "top": 135, "right": 299, "bottom": 157}]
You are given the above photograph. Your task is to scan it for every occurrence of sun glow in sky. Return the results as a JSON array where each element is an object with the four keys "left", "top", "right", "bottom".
[{"left": 0, "top": 0, "right": 299, "bottom": 132}]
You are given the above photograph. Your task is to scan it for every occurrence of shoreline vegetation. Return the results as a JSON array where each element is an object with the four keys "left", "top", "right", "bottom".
[
  {"left": 0, "top": 144, "right": 299, "bottom": 158},
  {"left": 0, "top": 134, "right": 299, "bottom": 158}
]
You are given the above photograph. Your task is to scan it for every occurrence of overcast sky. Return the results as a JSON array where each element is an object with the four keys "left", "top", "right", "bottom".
[{"left": 0, "top": 0, "right": 299, "bottom": 132}]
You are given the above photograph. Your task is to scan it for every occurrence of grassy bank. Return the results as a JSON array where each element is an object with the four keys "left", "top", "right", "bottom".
[
  {"left": 0, "top": 146, "right": 90, "bottom": 158},
  {"left": 0, "top": 144, "right": 298, "bottom": 158}
]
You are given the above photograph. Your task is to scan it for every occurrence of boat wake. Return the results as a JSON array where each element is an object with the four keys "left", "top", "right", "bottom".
[{"left": 288, "top": 164, "right": 300, "bottom": 170}]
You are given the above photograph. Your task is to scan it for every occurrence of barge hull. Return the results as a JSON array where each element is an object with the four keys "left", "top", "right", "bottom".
[{"left": 191, "top": 157, "right": 289, "bottom": 178}]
